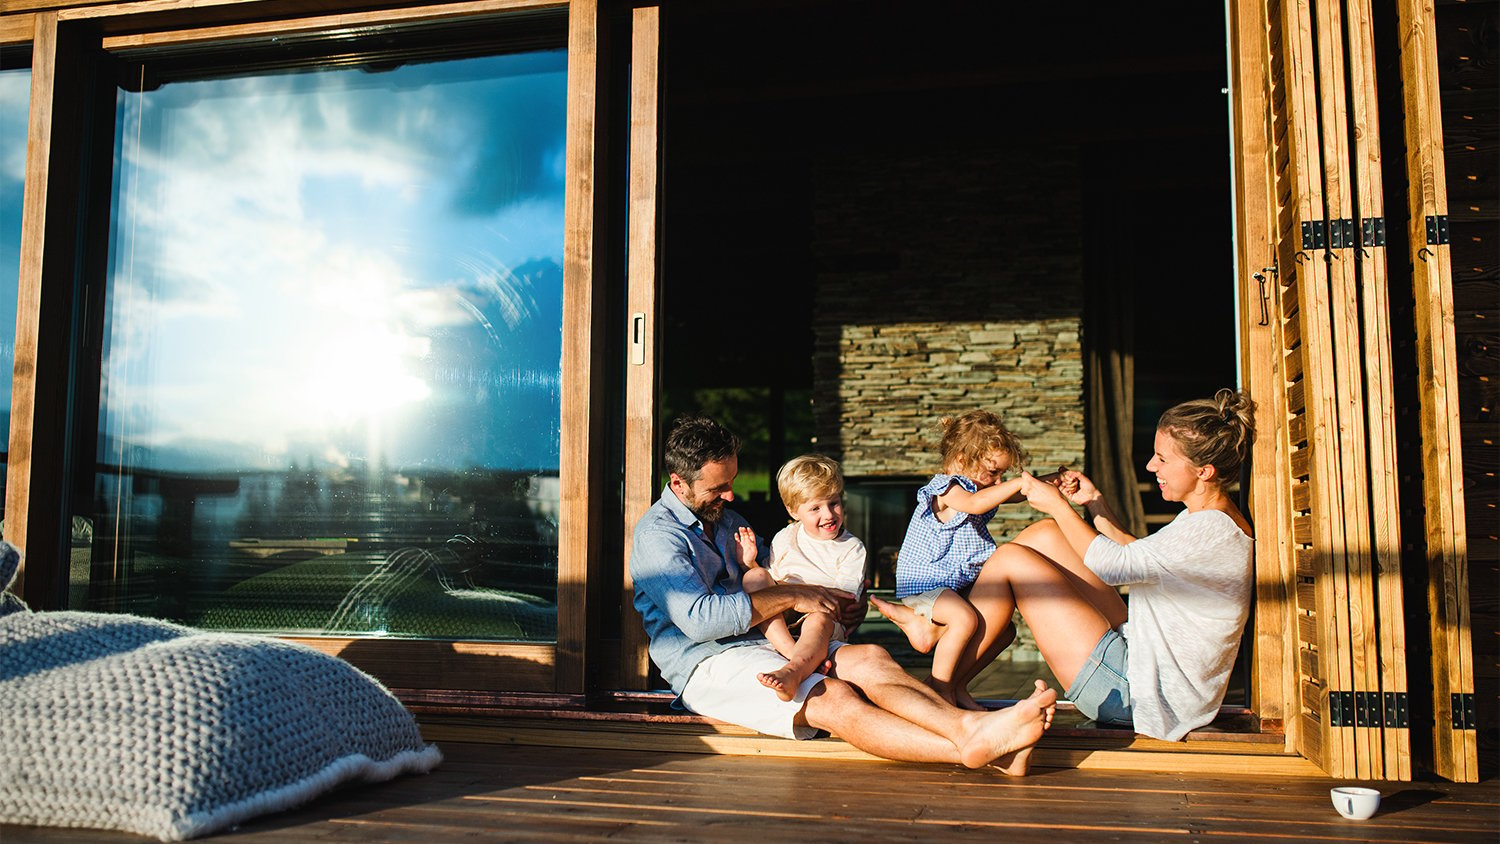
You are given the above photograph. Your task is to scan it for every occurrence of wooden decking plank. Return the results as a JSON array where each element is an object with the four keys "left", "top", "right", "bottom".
[
  {"left": 2, "top": 743, "right": 1493, "bottom": 843},
  {"left": 420, "top": 714, "right": 1310, "bottom": 779}
]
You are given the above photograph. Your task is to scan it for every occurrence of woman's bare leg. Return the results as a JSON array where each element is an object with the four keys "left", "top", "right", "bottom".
[
  {"left": 950, "top": 611, "right": 1016, "bottom": 701},
  {"left": 1009, "top": 519, "right": 1128, "bottom": 628},
  {"left": 961, "top": 541, "right": 1115, "bottom": 690}
]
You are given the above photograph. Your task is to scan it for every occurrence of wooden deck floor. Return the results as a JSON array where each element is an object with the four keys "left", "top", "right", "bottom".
[{"left": 4, "top": 741, "right": 1495, "bottom": 843}]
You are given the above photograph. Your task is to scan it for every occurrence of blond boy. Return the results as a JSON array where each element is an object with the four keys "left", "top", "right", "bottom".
[{"left": 735, "top": 454, "right": 867, "bottom": 701}]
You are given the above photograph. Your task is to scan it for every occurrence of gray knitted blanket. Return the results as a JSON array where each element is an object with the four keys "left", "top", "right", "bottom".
[{"left": 0, "top": 543, "right": 442, "bottom": 840}]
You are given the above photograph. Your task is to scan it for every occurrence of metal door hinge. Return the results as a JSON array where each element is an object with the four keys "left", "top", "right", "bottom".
[
  {"left": 1452, "top": 693, "right": 1476, "bottom": 730},
  {"left": 1383, "top": 692, "right": 1409, "bottom": 729},
  {"left": 1329, "top": 691, "right": 1354, "bottom": 727},
  {"left": 1328, "top": 218, "right": 1357, "bottom": 249},
  {"left": 1426, "top": 215, "right": 1450, "bottom": 245},
  {"left": 1302, "top": 219, "right": 1327, "bottom": 250}
]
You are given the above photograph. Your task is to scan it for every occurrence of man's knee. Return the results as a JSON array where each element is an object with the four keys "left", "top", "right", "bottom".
[
  {"left": 832, "top": 642, "right": 894, "bottom": 670},
  {"left": 801, "top": 676, "right": 866, "bottom": 731}
]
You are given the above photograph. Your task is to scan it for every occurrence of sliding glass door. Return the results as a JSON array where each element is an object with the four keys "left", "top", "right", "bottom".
[{"left": 4, "top": 4, "right": 600, "bottom": 697}]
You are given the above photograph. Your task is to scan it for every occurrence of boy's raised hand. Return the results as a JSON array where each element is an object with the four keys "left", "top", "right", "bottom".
[{"left": 734, "top": 526, "right": 760, "bottom": 568}]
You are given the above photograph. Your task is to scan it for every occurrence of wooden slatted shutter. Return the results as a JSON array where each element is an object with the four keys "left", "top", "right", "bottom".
[
  {"left": 1269, "top": 0, "right": 1352, "bottom": 776},
  {"left": 1394, "top": 0, "right": 1479, "bottom": 784},
  {"left": 1343, "top": 0, "right": 1412, "bottom": 783},
  {"left": 1259, "top": 0, "right": 1413, "bottom": 779}
]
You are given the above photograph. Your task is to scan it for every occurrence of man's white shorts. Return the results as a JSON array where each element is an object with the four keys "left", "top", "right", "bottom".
[{"left": 679, "top": 641, "right": 844, "bottom": 740}]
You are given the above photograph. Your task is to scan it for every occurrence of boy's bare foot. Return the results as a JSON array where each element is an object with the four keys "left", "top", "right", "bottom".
[
  {"left": 757, "top": 666, "right": 800, "bottom": 702},
  {"left": 758, "top": 653, "right": 825, "bottom": 702},
  {"left": 957, "top": 680, "right": 1057, "bottom": 771},
  {"left": 870, "top": 595, "right": 943, "bottom": 654}
]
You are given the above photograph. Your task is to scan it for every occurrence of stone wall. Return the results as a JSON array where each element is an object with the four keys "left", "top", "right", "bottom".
[{"left": 809, "top": 148, "right": 1086, "bottom": 540}]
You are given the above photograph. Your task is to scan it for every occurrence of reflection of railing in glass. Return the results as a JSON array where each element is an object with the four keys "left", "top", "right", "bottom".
[
  {"left": 321, "top": 541, "right": 556, "bottom": 639},
  {"left": 85, "top": 463, "right": 559, "bottom": 642}
]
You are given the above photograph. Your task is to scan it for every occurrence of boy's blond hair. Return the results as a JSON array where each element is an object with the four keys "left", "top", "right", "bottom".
[
  {"left": 938, "top": 409, "right": 1028, "bottom": 476},
  {"left": 776, "top": 454, "right": 845, "bottom": 512}
]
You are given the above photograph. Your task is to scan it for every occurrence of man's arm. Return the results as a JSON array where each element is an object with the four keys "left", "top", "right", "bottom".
[
  {"left": 631, "top": 526, "right": 754, "bottom": 643},
  {"left": 747, "top": 584, "right": 852, "bottom": 627}
]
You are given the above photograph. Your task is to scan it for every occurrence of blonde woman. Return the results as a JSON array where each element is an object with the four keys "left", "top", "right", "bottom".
[{"left": 965, "top": 389, "right": 1256, "bottom": 741}]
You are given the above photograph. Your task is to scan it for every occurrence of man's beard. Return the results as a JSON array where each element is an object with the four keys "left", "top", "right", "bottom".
[{"left": 692, "top": 497, "right": 727, "bottom": 524}]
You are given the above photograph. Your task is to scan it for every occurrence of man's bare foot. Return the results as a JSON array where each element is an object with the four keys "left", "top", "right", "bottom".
[
  {"left": 989, "top": 681, "right": 1056, "bottom": 774},
  {"left": 870, "top": 596, "right": 943, "bottom": 654},
  {"left": 957, "top": 680, "right": 1057, "bottom": 771}
]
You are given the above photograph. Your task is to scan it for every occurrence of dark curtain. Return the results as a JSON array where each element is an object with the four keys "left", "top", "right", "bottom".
[{"left": 1082, "top": 191, "right": 1147, "bottom": 539}]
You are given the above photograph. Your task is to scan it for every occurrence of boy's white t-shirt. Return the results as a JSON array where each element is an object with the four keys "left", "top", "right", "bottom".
[
  {"left": 1084, "top": 508, "right": 1253, "bottom": 741},
  {"left": 768, "top": 522, "right": 867, "bottom": 597}
]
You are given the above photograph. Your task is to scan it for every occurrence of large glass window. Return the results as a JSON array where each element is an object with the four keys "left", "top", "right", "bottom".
[
  {"left": 76, "top": 43, "right": 568, "bottom": 642},
  {"left": 0, "top": 61, "right": 26, "bottom": 505}
]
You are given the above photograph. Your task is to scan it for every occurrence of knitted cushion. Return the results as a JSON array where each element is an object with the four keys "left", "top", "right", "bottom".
[{"left": 0, "top": 543, "right": 442, "bottom": 841}]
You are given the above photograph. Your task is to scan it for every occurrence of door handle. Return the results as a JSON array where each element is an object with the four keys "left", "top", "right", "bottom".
[{"left": 630, "top": 312, "right": 646, "bottom": 366}]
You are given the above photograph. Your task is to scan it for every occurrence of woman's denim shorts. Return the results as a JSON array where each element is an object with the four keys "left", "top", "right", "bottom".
[{"left": 1065, "top": 628, "right": 1134, "bottom": 727}]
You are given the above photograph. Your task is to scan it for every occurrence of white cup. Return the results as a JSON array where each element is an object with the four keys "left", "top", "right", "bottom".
[{"left": 1330, "top": 786, "right": 1381, "bottom": 820}]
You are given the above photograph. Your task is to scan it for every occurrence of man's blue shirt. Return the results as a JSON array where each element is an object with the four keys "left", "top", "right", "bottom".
[{"left": 630, "top": 485, "right": 767, "bottom": 692}]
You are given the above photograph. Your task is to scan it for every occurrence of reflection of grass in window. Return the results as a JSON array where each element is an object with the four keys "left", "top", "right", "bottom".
[
  {"left": 662, "top": 386, "right": 815, "bottom": 498},
  {"left": 734, "top": 470, "right": 770, "bottom": 498}
]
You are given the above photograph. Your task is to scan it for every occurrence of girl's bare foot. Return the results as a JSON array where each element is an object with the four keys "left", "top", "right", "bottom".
[
  {"left": 958, "top": 680, "right": 1057, "bottom": 770},
  {"left": 870, "top": 595, "right": 943, "bottom": 654},
  {"left": 926, "top": 676, "right": 987, "bottom": 711},
  {"left": 954, "top": 687, "right": 988, "bottom": 711}
]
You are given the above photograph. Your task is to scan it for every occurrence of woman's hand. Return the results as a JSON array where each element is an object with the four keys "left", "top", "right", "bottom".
[
  {"left": 1019, "top": 471, "right": 1072, "bottom": 517},
  {"left": 1059, "top": 469, "right": 1102, "bottom": 507}
]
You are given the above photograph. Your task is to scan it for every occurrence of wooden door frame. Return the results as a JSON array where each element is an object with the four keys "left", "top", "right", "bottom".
[{"left": 619, "top": 2, "right": 663, "bottom": 690}]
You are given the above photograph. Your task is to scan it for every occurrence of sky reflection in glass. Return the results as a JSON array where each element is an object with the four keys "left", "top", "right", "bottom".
[
  {"left": 104, "top": 51, "right": 567, "bottom": 474},
  {"left": 0, "top": 67, "right": 26, "bottom": 434}
]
